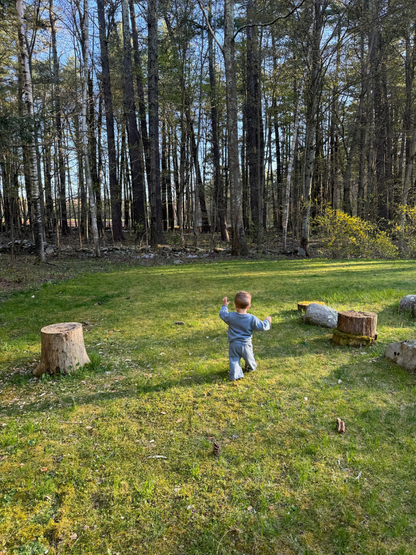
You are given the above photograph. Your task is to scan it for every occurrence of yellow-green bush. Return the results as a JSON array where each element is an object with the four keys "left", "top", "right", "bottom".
[
  {"left": 396, "top": 206, "right": 416, "bottom": 257},
  {"left": 315, "top": 207, "right": 398, "bottom": 259}
]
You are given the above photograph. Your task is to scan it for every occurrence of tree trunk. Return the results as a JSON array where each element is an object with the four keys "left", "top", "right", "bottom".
[
  {"left": 246, "top": 0, "right": 260, "bottom": 232},
  {"left": 34, "top": 322, "right": 90, "bottom": 376},
  {"left": 161, "top": 118, "right": 168, "bottom": 231},
  {"left": 300, "top": 4, "right": 323, "bottom": 256},
  {"left": 16, "top": 0, "right": 45, "bottom": 261},
  {"left": 186, "top": 109, "right": 210, "bottom": 232},
  {"left": 50, "top": 0, "right": 69, "bottom": 235},
  {"left": 80, "top": 0, "right": 100, "bottom": 256},
  {"left": 129, "top": 0, "right": 151, "bottom": 192},
  {"left": 332, "top": 310, "right": 377, "bottom": 347},
  {"left": 147, "top": 0, "right": 164, "bottom": 246},
  {"left": 208, "top": 1, "right": 228, "bottom": 240},
  {"left": 97, "top": 0, "right": 123, "bottom": 240},
  {"left": 88, "top": 74, "right": 102, "bottom": 234},
  {"left": 122, "top": 0, "right": 146, "bottom": 238},
  {"left": 224, "top": 0, "right": 247, "bottom": 255},
  {"left": 282, "top": 67, "right": 306, "bottom": 252}
]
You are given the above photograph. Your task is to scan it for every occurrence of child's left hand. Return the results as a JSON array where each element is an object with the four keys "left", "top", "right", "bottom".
[{"left": 222, "top": 297, "right": 230, "bottom": 306}]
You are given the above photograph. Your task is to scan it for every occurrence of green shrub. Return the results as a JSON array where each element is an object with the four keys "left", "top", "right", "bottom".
[
  {"left": 315, "top": 207, "right": 398, "bottom": 259},
  {"left": 396, "top": 205, "right": 416, "bottom": 257}
]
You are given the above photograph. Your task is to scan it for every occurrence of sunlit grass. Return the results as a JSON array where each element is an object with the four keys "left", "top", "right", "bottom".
[{"left": 0, "top": 259, "right": 415, "bottom": 554}]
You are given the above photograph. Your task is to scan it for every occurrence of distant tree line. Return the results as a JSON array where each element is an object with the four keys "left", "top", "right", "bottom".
[{"left": 0, "top": 0, "right": 415, "bottom": 259}]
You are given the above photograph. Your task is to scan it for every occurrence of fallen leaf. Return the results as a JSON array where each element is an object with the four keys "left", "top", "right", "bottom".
[
  {"left": 161, "top": 411, "right": 166, "bottom": 415},
  {"left": 176, "top": 418, "right": 183, "bottom": 423},
  {"left": 70, "top": 532, "right": 77, "bottom": 540},
  {"left": 40, "top": 467, "right": 48, "bottom": 472}
]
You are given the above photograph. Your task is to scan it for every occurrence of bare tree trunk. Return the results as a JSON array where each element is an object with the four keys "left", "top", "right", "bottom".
[
  {"left": 282, "top": 67, "right": 306, "bottom": 252},
  {"left": 161, "top": 118, "right": 168, "bottom": 232},
  {"left": 122, "top": 0, "right": 146, "bottom": 238},
  {"left": 300, "top": 4, "right": 324, "bottom": 256},
  {"left": 50, "top": 0, "right": 69, "bottom": 235},
  {"left": 16, "top": 0, "right": 45, "bottom": 261},
  {"left": 80, "top": 0, "right": 99, "bottom": 256},
  {"left": 97, "top": 0, "right": 123, "bottom": 240},
  {"left": 186, "top": 109, "right": 210, "bottom": 232},
  {"left": 129, "top": 0, "right": 151, "bottom": 185},
  {"left": 147, "top": 0, "right": 164, "bottom": 246},
  {"left": 246, "top": 0, "right": 260, "bottom": 232},
  {"left": 88, "top": 75, "right": 102, "bottom": 234},
  {"left": 167, "top": 135, "right": 174, "bottom": 231},
  {"left": 178, "top": 90, "right": 186, "bottom": 246},
  {"left": 208, "top": 0, "right": 228, "bottom": 240},
  {"left": 224, "top": 0, "right": 247, "bottom": 255}
]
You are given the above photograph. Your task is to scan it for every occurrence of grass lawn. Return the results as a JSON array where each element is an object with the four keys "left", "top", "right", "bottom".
[{"left": 0, "top": 258, "right": 415, "bottom": 555}]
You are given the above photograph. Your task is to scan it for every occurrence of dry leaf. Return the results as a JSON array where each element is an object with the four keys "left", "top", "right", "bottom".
[
  {"left": 176, "top": 418, "right": 183, "bottom": 423},
  {"left": 70, "top": 532, "right": 77, "bottom": 540},
  {"left": 40, "top": 467, "right": 48, "bottom": 472}
]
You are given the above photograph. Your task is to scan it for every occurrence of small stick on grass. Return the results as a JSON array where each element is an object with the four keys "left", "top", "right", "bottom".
[{"left": 336, "top": 418, "right": 345, "bottom": 434}]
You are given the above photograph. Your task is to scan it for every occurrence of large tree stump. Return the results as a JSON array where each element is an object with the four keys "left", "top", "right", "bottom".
[
  {"left": 34, "top": 323, "right": 90, "bottom": 377},
  {"left": 332, "top": 310, "right": 377, "bottom": 347}
]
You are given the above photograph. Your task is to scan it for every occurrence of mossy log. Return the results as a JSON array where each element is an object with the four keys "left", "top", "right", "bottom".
[
  {"left": 297, "top": 301, "right": 325, "bottom": 313},
  {"left": 332, "top": 328, "right": 376, "bottom": 347},
  {"left": 34, "top": 322, "right": 90, "bottom": 377},
  {"left": 337, "top": 310, "right": 377, "bottom": 338}
]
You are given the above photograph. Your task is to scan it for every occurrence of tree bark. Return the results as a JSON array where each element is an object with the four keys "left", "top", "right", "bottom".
[
  {"left": 129, "top": 0, "right": 151, "bottom": 184},
  {"left": 16, "top": 0, "right": 45, "bottom": 261},
  {"left": 300, "top": 4, "right": 324, "bottom": 256},
  {"left": 34, "top": 323, "right": 90, "bottom": 376},
  {"left": 80, "top": 0, "right": 100, "bottom": 256},
  {"left": 50, "top": 0, "right": 69, "bottom": 235},
  {"left": 122, "top": 0, "right": 146, "bottom": 237},
  {"left": 208, "top": 0, "right": 228, "bottom": 240},
  {"left": 147, "top": 0, "right": 164, "bottom": 246},
  {"left": 97, "top": 0, "right": 123, "bottom": 241},
  {"left": 224, "top": 0, "right": 247, "bottom": 255},
  {"left": 186, "top": 109, "right": 210, "bottom": 232},
  {"left": 246, "top": 0, "right": 260, "bottom": 232},
  {"left": 282, "top": 67, "right": 306, "bottom": 252}
]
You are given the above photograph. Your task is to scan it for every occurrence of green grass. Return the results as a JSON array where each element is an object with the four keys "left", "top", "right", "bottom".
[{"left": 0, "top": 258, "right": 416, "bottom": 554}]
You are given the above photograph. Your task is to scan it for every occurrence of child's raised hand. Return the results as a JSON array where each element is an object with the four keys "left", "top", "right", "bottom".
[
  {"left": 266, "top": 316, "right": 272, "bottom": 323},
  {"left": 222, "top": 297, "right": 230, "bottom": 306}
]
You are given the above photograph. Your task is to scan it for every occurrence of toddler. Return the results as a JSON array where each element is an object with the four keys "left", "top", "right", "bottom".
[{"left": 219, "top": 291, "right": 271, "bottom": 380}]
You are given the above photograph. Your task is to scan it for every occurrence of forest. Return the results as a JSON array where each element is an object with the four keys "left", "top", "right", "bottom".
[{"left": 0, "top": 0, "right": 415, "bottom": 259}]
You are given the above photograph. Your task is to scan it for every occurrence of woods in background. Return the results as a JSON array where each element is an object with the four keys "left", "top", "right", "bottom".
[{"left": 1, "top": 0, "right": 415, "bottom": 258}]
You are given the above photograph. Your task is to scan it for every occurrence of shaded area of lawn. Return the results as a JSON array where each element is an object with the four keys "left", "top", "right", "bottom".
[{"left": 0, "top": 259, "right": 415, "bottom": 555}]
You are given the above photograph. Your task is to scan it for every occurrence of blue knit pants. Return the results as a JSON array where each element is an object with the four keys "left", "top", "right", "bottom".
[{"left": 228, "top": 341, "right": 257, "bottom": 380}]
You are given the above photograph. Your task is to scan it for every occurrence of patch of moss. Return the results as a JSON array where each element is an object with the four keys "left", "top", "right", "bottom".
[{"left": 332, "top": 327, "right": 375, "bottom": 347}]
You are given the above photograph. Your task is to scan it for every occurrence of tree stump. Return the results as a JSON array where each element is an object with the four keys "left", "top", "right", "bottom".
[
  {"left": 297, "top": 301, "right": 325, "bottom": 313},
  {"left": 332, "top": 310, "right": 377, "bottom": 347},
  {"left": 34, "top": 323, "right": 90, "bottom": 377}
]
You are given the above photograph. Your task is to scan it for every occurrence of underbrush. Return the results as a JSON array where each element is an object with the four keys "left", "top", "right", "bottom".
[{"left": 315, "top": 207, "right": 398, "bottom": 259}]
